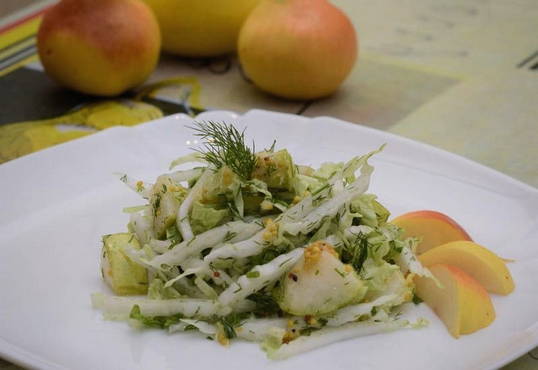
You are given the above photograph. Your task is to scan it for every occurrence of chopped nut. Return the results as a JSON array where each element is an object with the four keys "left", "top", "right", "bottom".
[
  {"left": 304, "top": 240, "right": 338, "bottom": 269},
  {"left": 260, "top": 200, "right": 274, "bottom": 211},
  {"left": 282, "top": 329, "right": 299, "bottom": 344},
  {"left": 262, "top": 218, "right": 278, "bottom": 242},
  {"left": 304, "top": 315, "right": 318, "bottom": 326},
  {"left": 405, "top": 273, "right": 416, "bottom": 286},
  {"left": 216, "top": 331, "right": 229, "bottom": 346},
  {"left": 262, "top": 231, "right": 273, "bottom": 241}
]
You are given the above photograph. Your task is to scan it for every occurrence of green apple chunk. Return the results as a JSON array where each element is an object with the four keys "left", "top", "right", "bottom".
[
  {"left": 252, "top": 149, "right": 296, "bottom": 191},
  {"left": 100, "top": 233, "right": 148, "bottom": 295},
  {"left": 150, "top": 175, "right": 187, "bottom": 239},
  {"left": 190, "top": 201, "right": 231, "bottom": 234},
  {"left": 275, "top": 241, "right": 366, "bottom": 316},
  {"left": 201, "top": 166, "right": 240, "bottom": 202}
]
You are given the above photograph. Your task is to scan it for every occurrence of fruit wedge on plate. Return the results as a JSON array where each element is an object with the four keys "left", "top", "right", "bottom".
[
  {"left": 419, "top": 241, "right": 514, "bottom": 295},
  {"left": 391, "top": 210, "right": 514, "bottom": 338},
  {"left": 391, "top": 210, "right": 472, "bottom": 254},
  {"left": 414, "top": 263, "right": 496, "bottom": 338}
]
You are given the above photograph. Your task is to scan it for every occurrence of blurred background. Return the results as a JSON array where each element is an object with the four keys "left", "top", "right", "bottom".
[
  {"left": 2, "top": 1, "right": 34, "bottom": 14},
  {"left": 0, "top": 0, "right": 536, "bottom": 191}
]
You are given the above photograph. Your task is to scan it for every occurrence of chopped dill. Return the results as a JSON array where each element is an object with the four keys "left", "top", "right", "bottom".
[
  {"left": 334, "top": 267, "right": 346, "bottom": 278},
  {"left": 223, "top": 231, "right": 238, "bottom": 242},
  {"left": 265, "top": 140, "right": 277, "bottom": 152},
  {"left": 217, "top": 312, "right": 250, "bottom": 339},
  {"left": 340, "top": 232, "right": 369, "bottom": 272},
  {"left": 246, "top": 292, "right": 281, "bottom": 317},
  {"left": 190, "top": 121, "right": 256, "bottom": 180},
  {"left": 233, "top": 285, "right": 243, "bottom": 293},
  {"left": 312, "top": 183, "right": 330, "bottom": 197},
  {"left": 412, "top": 294, "right": 423, "bottom": 305},
  {"left": 129, "top": 305, "right": 183, "bottom": 329},
  {"left": 300, "top": 327, "right": 322, "bottom": 336},
  {"left": 226, "top": 200, "right": 244, "bottom": 221},
  {"left": 152, "top": 194, "right": 161, "bottom": 217},
  {"left": 278, "top": 258, "right": 293, "bottom": 268},
  {"left": 166, "top": 225, "right": 182, "bottom": 246}
]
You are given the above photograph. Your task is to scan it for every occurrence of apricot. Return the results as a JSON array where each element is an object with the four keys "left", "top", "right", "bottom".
[
  {"left": 419, "top": 241, "right": 514, "bottom": 295},
  {"left": 391, "top": 210, "right": 472, "bottom": 254},
  {"left": 415, "top": 264, "right": 495, "bottom": 338}
]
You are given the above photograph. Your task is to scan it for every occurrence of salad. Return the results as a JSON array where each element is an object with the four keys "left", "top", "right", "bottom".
[{"left": 92, "top": 121, "right": 431, "bottom": 359}]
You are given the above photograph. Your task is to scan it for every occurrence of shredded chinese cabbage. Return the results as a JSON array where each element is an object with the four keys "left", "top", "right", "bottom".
[{"left": 93, "top": 121, "right": 430, "bottom": 359}]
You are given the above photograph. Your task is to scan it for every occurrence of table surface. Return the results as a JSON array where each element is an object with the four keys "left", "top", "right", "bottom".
[{"left": 0, "top": 1, "right": 536, "bottom": 369}]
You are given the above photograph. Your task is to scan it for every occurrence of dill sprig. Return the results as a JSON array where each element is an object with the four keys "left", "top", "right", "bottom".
[{"left": 190, "top": 121, "right": 256, "bottom": 180}]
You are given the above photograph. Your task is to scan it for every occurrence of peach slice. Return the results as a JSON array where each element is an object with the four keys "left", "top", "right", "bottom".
[
  {"left": 415, "top": 264, "right": 495, "bottom": 338},
  {"left": 419, "top": 241, "right": 514, "bottom": 295},
  {"left": 391, "top": 210, "right": 472, "bottom": 254}
]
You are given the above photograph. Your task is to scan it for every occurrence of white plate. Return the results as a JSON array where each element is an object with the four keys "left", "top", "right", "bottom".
[{"left": 0, "top": 110, "right": 537, "bottom": 370}]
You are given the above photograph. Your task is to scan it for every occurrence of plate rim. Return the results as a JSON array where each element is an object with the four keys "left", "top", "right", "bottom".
[{"left": 2, "top": 109, "right": 535, "bottom": 195}]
